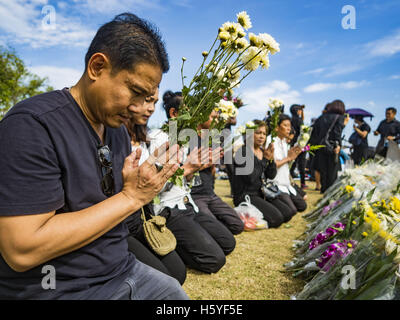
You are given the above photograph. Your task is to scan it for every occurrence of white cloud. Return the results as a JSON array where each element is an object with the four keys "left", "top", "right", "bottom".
[
  {"left": 303, "top": 67, "right": 325, "bottom": 75},
  {"left": 29, "top": 65, "right": 82, "bottom": 89},
  {"left": 79, "top": 0, "right": 161, "bottom": 14},
  {"left": 366, "top": 29, "right": 400, "bottom": 57},
  {"left": 304, "top": 80, "right": 368, "bottom": 93},
  {"left": 240, "top": 80, "right": 301, "bottom": 113},
  {"left": 390, "top": 75, "right": 400, "bottom": 80},
  {"left": 0, "top": 0, "right": 95, "bottom": 48}
]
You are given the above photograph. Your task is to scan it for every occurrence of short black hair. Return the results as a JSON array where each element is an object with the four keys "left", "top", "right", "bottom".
[
  {"left": 386, "top": 107, "right": 397, "bottom": 114},
  {"left": 278, "top": 113, "right": 291, "bottom": 125},
  {"left": 85, "top": 12, "right": 169, "bottom": 74},
  {"left": 162, "top": 90, "right": 182, "bottom": 119}
]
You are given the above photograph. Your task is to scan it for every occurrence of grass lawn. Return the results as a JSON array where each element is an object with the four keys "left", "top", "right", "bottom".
[{"left": 182, "top": 179, "right": 322, "bottom": 300}]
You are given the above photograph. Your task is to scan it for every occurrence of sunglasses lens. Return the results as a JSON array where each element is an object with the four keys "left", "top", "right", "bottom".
[{"left": 98, "top": 145, "right": 115, "bottom": 197}]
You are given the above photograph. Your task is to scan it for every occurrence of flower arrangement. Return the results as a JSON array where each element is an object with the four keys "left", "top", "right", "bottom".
[
  {"left": 309, "top": 222, "right": 346, "bottom": 250},
  {"left": 162, "top": 11, "right": 280, "bottom": 143},
  {"left": 235, "top": 120, "right": 259, "bottom": 135},
  {"left": 266, "top": 98, "right": 284, "bottom": 142},
  {"left": 285, "top": 159, "right": 400, "bottom": 300},
  {"left": 296, "top": 124, "right": 325, "bottom": 155}
]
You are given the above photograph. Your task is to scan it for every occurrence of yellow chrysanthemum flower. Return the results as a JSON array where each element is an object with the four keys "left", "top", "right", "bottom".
[{"left": 345, "top": 185, "right": 355, "bottom": 193}]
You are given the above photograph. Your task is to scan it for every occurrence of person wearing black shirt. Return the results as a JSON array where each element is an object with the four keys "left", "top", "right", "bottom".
[
  {"left": 350, "top": 115, "right": 371, "bottom": 165},
  {"left": 374, "top": 107, "right": 400, "bottom": 158},
  {"left": 190, "top": 116, "right": 244, "bottom": 236},
  {"left": 232, "top": 121, "right": 296, "bottom": 228},
  {"left": 289, "top": 104, "right": 307, "bottom": 189},
  {"left": 0, "top": 13, "right": 188, "bottom": 300},
  {"left": 309, "top": 100, "right": 348, "bottom": 193}
]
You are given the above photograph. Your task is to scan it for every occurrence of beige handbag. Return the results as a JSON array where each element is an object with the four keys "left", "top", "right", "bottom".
[{"left": 141, "top": 207, "right": 177, "bottom": 256}]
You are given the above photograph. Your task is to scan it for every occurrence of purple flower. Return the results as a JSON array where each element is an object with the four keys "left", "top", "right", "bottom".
[
  {"left": 308, "top": 222, "right": 346, "bottom": 250},
  {"left": 321, "top": 200, "right": 343, "bottom": 217},
  {"left": 316, "top": 240, "right": 357, "bottom": 271}
]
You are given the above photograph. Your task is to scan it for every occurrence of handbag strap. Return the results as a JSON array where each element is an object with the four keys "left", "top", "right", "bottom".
[
  {"left": 141, "top": 207, "right": 147, "bottom": 222},
  {"left": 323, "top": 115, "right": 340, "bottom": 142}
]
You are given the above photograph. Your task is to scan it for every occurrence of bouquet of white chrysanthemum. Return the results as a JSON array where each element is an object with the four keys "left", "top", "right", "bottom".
[
  {"left": 266, "top": 98, "right": 284, "bottom": 142},
  {"left": 235, "top": 120, "right": 259, "bottom": 135},
  {"left": 296, "top": 124, "right": 325, "bottom": 155},
  {"left": 162, "top": 11, "right": 280, "bottom": 144},
  {"left": 214, "top": 99, "right": 238, "bottom": 128}
]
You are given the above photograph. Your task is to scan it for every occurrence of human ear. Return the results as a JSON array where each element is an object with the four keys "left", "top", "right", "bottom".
[{"left": 86, "top": 53, "right": 111, "bottom": 81}]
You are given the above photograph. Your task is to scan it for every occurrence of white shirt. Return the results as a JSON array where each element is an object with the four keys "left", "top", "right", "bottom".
[
  {"left": 265, "top": 135, "right": 297, "bottom": 196},
  {"left": 145, "top": 128, "right": 199, "bottom": 215}
]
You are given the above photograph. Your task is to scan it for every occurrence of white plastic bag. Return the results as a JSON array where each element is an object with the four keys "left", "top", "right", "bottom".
[{"left": 234, "top": 195, "right": 268, "bottom": 230}]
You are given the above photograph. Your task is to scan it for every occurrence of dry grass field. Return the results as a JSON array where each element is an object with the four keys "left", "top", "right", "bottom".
[{"left": 182, "top": 179, "right": 322, "bottom": 300}]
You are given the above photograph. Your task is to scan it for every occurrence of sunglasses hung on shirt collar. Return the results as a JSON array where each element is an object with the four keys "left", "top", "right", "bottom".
[{"left": 97, "top": 145, "right": 115, "bottom": 197}]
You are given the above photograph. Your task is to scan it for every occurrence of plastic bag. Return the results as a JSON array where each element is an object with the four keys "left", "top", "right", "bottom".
[{"left": 234, "top": 195, "right": 268, "bottom": 231}]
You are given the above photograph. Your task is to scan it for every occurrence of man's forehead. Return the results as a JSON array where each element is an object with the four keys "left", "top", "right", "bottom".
[{"left": 124, "top": 77, "right": 158, "bottom": 96}]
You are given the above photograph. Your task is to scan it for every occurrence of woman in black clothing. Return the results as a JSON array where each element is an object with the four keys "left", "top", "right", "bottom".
[
  {"left": 123, "top": 88, "right": 187, "bottom": 285},
  {"left": 232, "top": 120, "right": 296, "bottom": 228},
  {"left": 309, "top": 100, "right": 349, "bottom": 193},
  {"left": 350, "top": 115, "right": 371, "bottom": 165}
]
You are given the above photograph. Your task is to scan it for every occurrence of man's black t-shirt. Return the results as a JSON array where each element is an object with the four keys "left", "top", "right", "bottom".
[
  {"left": 357, "top": 122, "right": 371, "bottom": 148},
  {"left": 0, "top": 88, "right": 136, "bottom": 299}
]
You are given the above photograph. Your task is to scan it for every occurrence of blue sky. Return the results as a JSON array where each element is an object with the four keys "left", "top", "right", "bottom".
[{"left": 1, "top": 0, "right": 399, "bottom": 146}]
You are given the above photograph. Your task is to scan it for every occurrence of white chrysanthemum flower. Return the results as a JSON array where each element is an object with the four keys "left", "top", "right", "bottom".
[
  {"left": 222, "top": 22, "right": 236, "bottom": 34},
  {"left": 236, "top": 11, "right": 252, "bottom": 30},
  {"left": 236, "top": 125, "right": 246, "bottom": 135},
  {"left": 298, "top": 139, "right": 308, "bottom": 148},
  {"left": 235, "top": 37, "right": 249, "bottom": 52},
  {"left": 246, "top": 121, "right": 256, "bottom": 128},
  {"left": 216, "top": 66, "right": 228, "bottom": 81},
  {"left": 258, "top": 33, "right": 280, "bottom": 54},
  {"left": 301, "top": 124, "right": 309, "bottom": 131},
  {"left": 218, "top": 31, "right": 230, "bottom": 41},
  {"left": 231, "top": 80, "right": 240, "bottom": 89},
  {"left": 249, "top": 32, "right": 262, "bottom": 48},
  {"left": 302, "top": 133, "right": 310, "bottom": 141},
  {"left": 240, "top": 46, "right": 261, "bottom": 71},
  {"left": 259, "top": 50, "right": 270, "bottom": 70},
  {"left": 226, "top": 104, "right": 238, "bottom": 117},
  {"left": 268, "top": 98, "right": 284, "bottom": 110},
  {"left": 227, "top": 65, "right": 241, "bottom": 82}
]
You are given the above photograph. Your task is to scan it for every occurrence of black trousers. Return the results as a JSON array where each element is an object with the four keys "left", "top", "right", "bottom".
[
  {"left": 290, "top": 152, "right": 306, "bottom": 185},
  {"left": 278, "top": 190, "right": 307, "bottom": 214},
  {"left": 225, "top": 163, "right": 234, "bottom": 195},
  {"left": 352, "top": 145, "right": 369, "bottom": 165},
  {"left": 161, "top": 205, "right": 236, "bottom": 274},
  {"left": 191, "top": 193, "right": 245, "bottom": 235},
  {"left": 319, "top": 151, "right": 340, "bottom": 193},
  {"left": 247, "top": 194, "right": 296, "bottom": 228},
  {"left": 126, "top": 236, "right": 187, "bottom": 285}
]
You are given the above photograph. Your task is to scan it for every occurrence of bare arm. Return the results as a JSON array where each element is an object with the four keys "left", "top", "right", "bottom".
[{"left": 275, "top": 146, "right": 300, "bottom": 168}]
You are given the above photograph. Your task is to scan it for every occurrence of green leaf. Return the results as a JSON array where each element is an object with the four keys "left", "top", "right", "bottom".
[{"left": 354, "top": 276, "right": 396, "bottom": 300}]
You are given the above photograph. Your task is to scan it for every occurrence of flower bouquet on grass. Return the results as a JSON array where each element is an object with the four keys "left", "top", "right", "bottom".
[{"left": 286, "top": 159, "right": 400, "bottom": 300}]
